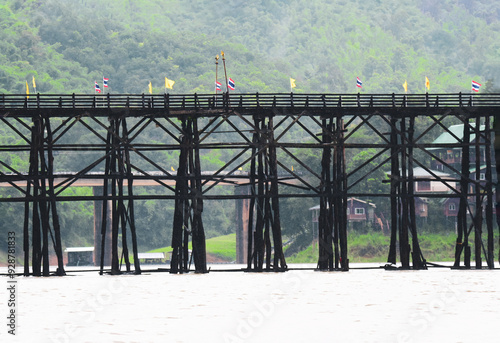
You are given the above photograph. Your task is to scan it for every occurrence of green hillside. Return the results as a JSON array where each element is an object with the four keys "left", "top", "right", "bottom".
[
  {"left": 1, "top": 0, "right": 500, "bottom": 94},
  {"left": 1, "top": 0, "right": 500, "bottom": 257}
]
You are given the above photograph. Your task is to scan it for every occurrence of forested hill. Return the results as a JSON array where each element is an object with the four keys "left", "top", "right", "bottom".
[{"left": 1, "top": 0, "right": 500, "bottom": 95}]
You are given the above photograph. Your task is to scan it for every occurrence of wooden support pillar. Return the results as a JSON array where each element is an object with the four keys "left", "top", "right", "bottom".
[
  {"left": 337, "top": 116, "right": 348, "bottom": 271},
  {"left": 249, "top": 116, "right": 265, "bottom": 271},
  {"left": 246, "top": 114, "right": 286, "bottom": 272},
  {"left": 474, "top": 116, "right": 483, "bottom": 269},
  {"left": 399, "top": 117, "right": 410, "bottom": 269},
  {"left": 171, "top": 120, "right": 189, "bottom": 273},
  {"left": 317, "top": 114, "right": 347, "bottom": 271},
  {"left": 407, "top": 115, "right": 425, "bottom": 269},
  {"left": 454, "top": 118, "right": 471, "bottom": 268},
  {"left": 30, "top": 117, "right": 42, "bottom": 276},
  {"left": 332, "top": 118, "right": 340, "bottom": 270},
  {"left": 317, "top": 117, "right": 334, "bottom": 270},
  {"left": 247, "top": 132, "right": 257, "bottom": 270},
  {"left": 485, "top": 115, "right": 494, "bottom": 268},
  {"left": 170, "top": 118, "right": 207, "bottom": 274},
  {"left": 191, "top": 118, "right": 207, "bottom": 273},
  {"left": 45, "top": 119, "right": 65, "bottom": 275},
  {"left": 100, "top": 128, "right": 112, "bottom": 275},
  {"left": 110, "top": 119, "right": 120, "bottom": 274},
  {"left": 120, "top": 118, "right": 141, "bottom": 274},
  {"left": 494, "top": 115, "right": 500, "bottom": 265},
  {"left": 386, "top": 114, "right": 426, "bottom": 270},
  {"left": 99, "top": 116, "right": 141, "bottom": 275},
  {"left": 25, "top": 115, "right": 66, "bottom": 276},
  {"left": 23, "top": 181, "right": 31, "bottom": 276},
  {"left": 171, "top": 157, "right": 184, "bottom": 271},
  {"left": 268, "top": 115, "right": 286, "bottom": 271},
  {"left": 387, "top": 115, "right": 399, "bottom": 265}
]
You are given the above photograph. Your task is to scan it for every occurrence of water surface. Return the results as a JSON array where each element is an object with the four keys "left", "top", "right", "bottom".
[{"left": 2, "top": 263, "right": 499, "bottom": 343}]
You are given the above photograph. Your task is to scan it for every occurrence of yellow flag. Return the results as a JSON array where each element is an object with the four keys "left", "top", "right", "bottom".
[
  {"left": 32, "top": 76, "right": 36, "bottom": 89},
  {"left": 26, "top": 81, "right": 29, "bottom": 99},
  {"left": 148, "top": 81, "right": 152, "bottom": 94},
  {"left": 425, "top": 76, "right": 430, "bottom": 91},
  {"left": 165, "top": 77, "right": 175, "bottom": 89},
  {"left": 290, "top": 78, "right": 296, "bottom": 89},
  {"left": 403, "top": 80, "right": 408, "bottom": 93}
]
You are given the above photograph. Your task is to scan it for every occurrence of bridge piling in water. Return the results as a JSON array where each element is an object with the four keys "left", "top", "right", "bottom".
[
  {"left": 171, "top": 117, "right": 207, "bottom": 274},
  {"left": 25, "top": 115, "right": 66, "bottom": 276}
]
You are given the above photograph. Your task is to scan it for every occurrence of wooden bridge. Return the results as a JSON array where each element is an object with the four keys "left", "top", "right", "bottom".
[{"left": 1, "top": 92, "right": 498, "bottom": 275}]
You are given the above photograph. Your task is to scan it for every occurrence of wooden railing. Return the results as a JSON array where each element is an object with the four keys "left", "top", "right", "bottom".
[{"left": 1, "top": 92, "right": 500, "bottom": 110}]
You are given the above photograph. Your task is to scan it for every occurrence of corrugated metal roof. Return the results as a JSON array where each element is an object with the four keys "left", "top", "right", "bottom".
[
  {"left": 412, "top": 167, "right": 450, "bottom": 178},
  {"left": 469, "top": 165, "right": 487, "bottom": 173},
  {"left": 309, "top": 197, "right": 376, "bottom": 210},
  {"left": 428, "top": 124, "right": 484, "bottom": 149}
]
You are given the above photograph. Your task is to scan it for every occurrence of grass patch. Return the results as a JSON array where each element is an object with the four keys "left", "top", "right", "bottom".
[
  {"left": 143, "top": 233, "right": 236, "bottom": 262},
  {"left": 287, "top": 231, "right": 460, "bottom": 263},
  {"left": 286, "top": 245, "right": 317, "bottom": 263},
  {"left": 204, "top": 233, "right": 236, "bottom": 261}
]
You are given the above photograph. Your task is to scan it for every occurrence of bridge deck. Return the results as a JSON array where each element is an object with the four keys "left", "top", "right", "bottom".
[{"left": 1, "top": 93, "right": 500, "bottom": 117}]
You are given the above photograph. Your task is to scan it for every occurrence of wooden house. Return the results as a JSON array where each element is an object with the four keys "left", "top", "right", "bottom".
[
  {"left": 309, "top": 197, "right": 377, "bottom": 229},
  {"left": 412, "top": 167, "right": 455, "bottom": 193}
]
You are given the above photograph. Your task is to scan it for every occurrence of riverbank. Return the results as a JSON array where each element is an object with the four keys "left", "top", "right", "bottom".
[
  {"left": 287, "top": 232, "right": 465, "bottom": 264},
  {"left": 1, "top": 231, "right": 495, "bottom": 267}
]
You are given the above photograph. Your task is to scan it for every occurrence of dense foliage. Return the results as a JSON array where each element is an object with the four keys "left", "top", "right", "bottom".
[
  {"left": 1, "top": 0, "right": 500, "bottom": 94},
  {"left": 1, "top": 0, "right": 499, "bottom": 253}
]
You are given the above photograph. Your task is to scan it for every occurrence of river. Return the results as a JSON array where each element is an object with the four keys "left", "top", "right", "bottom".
[{"left": 2, "top": 263, "right": 500, "bottom": 343}]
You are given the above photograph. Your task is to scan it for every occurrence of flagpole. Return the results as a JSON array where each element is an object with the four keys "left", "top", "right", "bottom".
[
  {"left": 215, "top": 54, "right": 219, "bottom": 102},
  {"left": 25, "top": 80, "right": 29, "bottom": 108},
  {"left": 471, "top": 79, "right": 474, "bottom": 106},
  {"left": 221, "top": 51, "right": 229, "bottom": 93}
]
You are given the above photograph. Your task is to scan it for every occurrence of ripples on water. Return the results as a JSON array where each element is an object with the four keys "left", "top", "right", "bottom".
[{"left": 2, "top": 263, "right": 500, "bottom": 343}]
